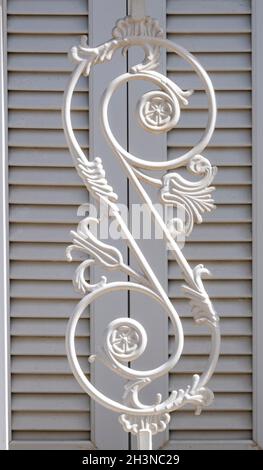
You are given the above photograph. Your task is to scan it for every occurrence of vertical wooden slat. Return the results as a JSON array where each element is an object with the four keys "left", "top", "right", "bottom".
[
  {"left": 89, "top": 0, "right": 129, "bottom": 450},
  {"left": 127, "top": 0, "right": 168, "bottom": 450}
]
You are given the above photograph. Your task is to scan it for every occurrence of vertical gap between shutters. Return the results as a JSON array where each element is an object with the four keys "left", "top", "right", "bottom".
[{"left": 126, "top": 0, "right": 131, "bottom": 451}]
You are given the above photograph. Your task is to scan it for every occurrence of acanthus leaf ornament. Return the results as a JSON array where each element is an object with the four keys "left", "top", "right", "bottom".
[
  {"left": 160, "top": 155, "right": 217, "bottom": 236},
  {"left": 66, "top": 217, "right": 149, "bottom": 292},
  {"left": 70, "top": 15, "right": 164, "bottom": 77},
  {"left": 75, "top": 155, "right": 118, "bottom": 203},
  {"left": 182, "top": 264, "right": 219, "bottom": 327},
  {"left": 62, "top": 8, "right": 221, "bottom": 451}
]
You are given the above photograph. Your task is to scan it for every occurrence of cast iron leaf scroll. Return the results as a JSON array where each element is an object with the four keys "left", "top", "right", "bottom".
[{"left": 62, "top": 12, "right": 220, "bottom": 450}]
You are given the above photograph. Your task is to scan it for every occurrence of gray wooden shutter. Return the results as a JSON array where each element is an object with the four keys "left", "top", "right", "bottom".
[
  {"left": 165, "top": 0, "right": 252, "bottom": 449},
  {"left": 6, "top": 0, "right": 257, "bottom": 451},
  {"left": 8, "top": 0, "right": 93, "bottom": 450}
]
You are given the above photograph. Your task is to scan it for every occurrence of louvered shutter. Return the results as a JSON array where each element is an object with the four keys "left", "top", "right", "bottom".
[
  {"left": 166, "top": 0, "right": 252, "bottom": 449},
  {"left": 4, "top": 0, "right": 258, "bottom": 451},
  {"left": 8, "top": 0, "right": 93, "bottom": 450}
]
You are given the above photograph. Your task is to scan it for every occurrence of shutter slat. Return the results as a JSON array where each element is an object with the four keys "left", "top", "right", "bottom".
[
  {"left": 169, "top": 411, "right": 251, "bottom": 430},
  {"left": 9, "top": 129, "right": 89, "bottom": 148},
  {"left": 8, "top": 109, "right": 250, "bottom": 130},
  {"left": 8, "top": 35, "right": 89, "bottom": 53},
  {"left": 169, "top": 148, "right": 251, "bottom": 165},
  {"left": 10, "top": 187, "right": 88, "bottom": 205},
  {"left": 169, "top": 337, "right": 251, "bottom": 356},
  {"left": 167, "top": 33, "right": 251, "bottom": 53},
  {"left": 167, "top": 0, "right": 251, "bottom": 15},
  {"left": 8, "top": 54, "right": 77, "bottom": 73},
  {"left": 9, "top": 166, "right": 251, "bottom": 186},
  {"left": 12, "top": 375, "right": 90, "bottom": 393},
  {"left": 8, "top": 0, "right": 89, "bottom": 16},
  {"left": 12, "top": 358, "right": 90, "bottom": 375},
  {"left": 176, "top": 91, "right": 251, "bottom": 110},
  {"left": 10, "top": 261, "right": 89, "bottom": 280},
  {"left": 9, "top": 186, "right": 251, "bottom": 206},
  {"left": 167, "top": 52, "right": 251, "bottom": 72},
  {"left": 177, "top": 110, "right": 252, "bottom": 129},
  {"left": 9, "top": 168, "right": 86, "bottom": 186},
  {"left": 8, "top": 72, "right": 88, "bottom": 91},
  {"left": 169, "top": 375, "right": 252, "bottom": 393},
  {"left": 11, "top": 393, "right": 251, "bottom": 412},
  {"left": 11, "top": 318, "right": 90, "bottom": 336},
  {"left": 11, "top": 338, "right": 89, "bottom": 356},
  {"left": 12, "top": 394, "right": 90, "bottom": 411},
  {"left": 12, "top": 411, "right": 90, "bottom": 431},
  {"left": 169, "top": 431, "right": 251, "bottom": 440},
  {"left": 169, "top": 280, "right": 251, "bottom": 298},
  {"left": 10, "top": 297, "right": 250, "bottom": 319},
  {"left": 9, "top": 204, "right": 251, "bottom": 224},
  {"left": 10, "top": 280, "right": 81, "bottom": 299},
  {"left": 170, "top": 299, "right": 251, "bottom": 318},
  {"left": 8, "top": 16, "right": 88, "bottom": 34},
  {"left": 10, "top": 206, "right": 85, "bottom": 224},
  {"left": 12, "top": 432, "right": 90, "bottom": 441},
  {"left": 8, "top": 316, "right": 246, "bottom": 337},
  {"left": 11, "top": 299, "right": 86, "bottom": 318},
  {"left": 9, "top": 110, "right": 89, "bottom": 129},
  {"left": 168, "top": 71, "right": 251, "bottom": 91},
  {"left": 170, "top": 318, "right": 252, "bottom": 336},
  {"left": 9, "top": 147, "right": 251, "bottom": 168},
  {"left": 173, "top": 356, "right": 252, "bottom": 375},
  {"left": 9, "top": 222, "right": 252, "bottom": 243},
  {"left": 170, "top": 242, "right": 251, "bottom": 261},
  {"left": 168, "top": 129, "right": 252, "bottom": 146},
  {"left": 11, "top": 355, "right": 251, "bottom": 376},
  {"left": 9, "top": 91, "right": 89, "bottom": 110},
  {"left": 167, "top": 14, "right": 250, "bottom": 33},
  {"left": 9, "top": 241, "right": 252, "bottom": 262},
  {"left": 169, "top": 261, "right": 252, "bottom": 280}
]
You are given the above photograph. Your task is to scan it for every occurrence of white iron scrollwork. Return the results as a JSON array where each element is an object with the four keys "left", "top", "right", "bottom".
[{"left": 62, "top": 11, "right": 220, "bottom": 450}]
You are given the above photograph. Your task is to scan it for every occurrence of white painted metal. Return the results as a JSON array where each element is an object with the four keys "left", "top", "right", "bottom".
[{"left": 62, "top": 3, "right": 220, "bottom": 450}]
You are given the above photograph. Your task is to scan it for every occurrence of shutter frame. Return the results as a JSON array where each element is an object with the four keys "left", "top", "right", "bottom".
[
  {"left": 0, "top": 0, "right": 10, "bottom": 451},
  {"left": 251, "top": 0, "right": 263, "bottom": 451}
]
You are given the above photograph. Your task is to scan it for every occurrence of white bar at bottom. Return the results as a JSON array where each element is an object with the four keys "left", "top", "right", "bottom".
[{"left": 137, "top": 429, "right": 152, "bottom": 450}]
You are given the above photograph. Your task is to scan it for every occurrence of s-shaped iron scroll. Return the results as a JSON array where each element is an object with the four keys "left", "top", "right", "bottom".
[{"left": 62, "top": 12, "right": 220, "bottom": 450}]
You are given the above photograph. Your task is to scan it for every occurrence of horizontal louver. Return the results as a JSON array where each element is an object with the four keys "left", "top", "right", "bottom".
[
  {"left": 8, "top": 0, "right": 91, "bottom": 446},
  {"left": 167, "top": 0, "right": 252, "bottom": 445}
]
